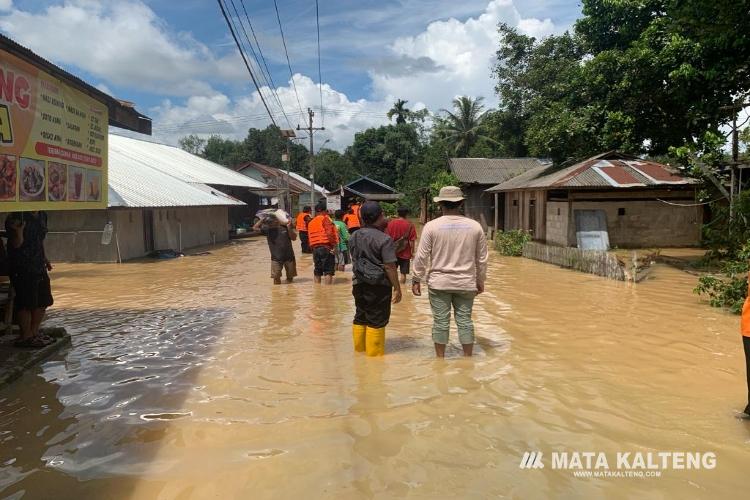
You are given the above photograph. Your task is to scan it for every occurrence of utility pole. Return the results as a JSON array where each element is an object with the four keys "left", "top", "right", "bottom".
[
  {"left": 298, "top": 108, "right": 325, "bottom": 208},
  {"left": 279, "top": 128, "right": 296, "bottom": 212}
]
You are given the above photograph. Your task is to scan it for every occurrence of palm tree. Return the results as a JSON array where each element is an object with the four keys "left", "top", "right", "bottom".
[
  {"left": 387, "top": 99, "right": 410, "bottom": 124},
  {"left": 439, "top": 96, "right": 492, "bottom": 157}
]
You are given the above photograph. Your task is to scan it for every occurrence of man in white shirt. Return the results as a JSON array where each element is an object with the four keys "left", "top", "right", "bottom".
[{"left": 412, "top": 186, "right": 489, "bottom": 357}]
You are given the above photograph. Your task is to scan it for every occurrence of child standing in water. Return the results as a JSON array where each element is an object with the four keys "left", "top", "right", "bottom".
[{"left": 741, "top": 273, "right": 750, "bottom": 416}]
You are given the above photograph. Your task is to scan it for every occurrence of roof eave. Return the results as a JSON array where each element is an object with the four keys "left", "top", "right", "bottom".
[{"left": 1, "top": 34, "right": 152, "bottom": 134}]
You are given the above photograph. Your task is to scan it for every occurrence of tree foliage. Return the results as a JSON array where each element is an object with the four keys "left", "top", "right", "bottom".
[
  {"left": 387, "top": 99, "right": 410, "bottom": 124},
  {"left": 437, "top": 96, "right": 494, "bottom": 157},
  {"left": 314, "top": 148, "right": 358, "bottom": 190},
  {"left": 494, "top": 0, "right": 750, "bottom": 164},
  {"left": 178, "top": 134, "right": 206, "bottom": 155},
  {"left": 346, "top": 123, "right": 422, "bottom": 188},
  {"left": 187, "top": 126, "right": 309, "bottom": 174}
]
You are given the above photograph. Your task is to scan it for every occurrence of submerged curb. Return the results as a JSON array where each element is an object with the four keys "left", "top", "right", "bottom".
[{"left": 0, "top": 327, "right": 71, "bottom": 390}]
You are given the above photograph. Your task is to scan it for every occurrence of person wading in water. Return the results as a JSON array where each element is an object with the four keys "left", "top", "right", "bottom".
[
  {"left": 296, "top": 206, "right": 312, "bottom": 254},
  {"left": 412, "top": 186, "right": 488, "bottom": 358},
  {"left": 253, "top": 209, "right": 297, "bottom": 285},
  {"left": 344, "top": 200, "right": 362, "bottom": 234},
  {"left": 385, "top": 206, "right": 417, "bottom": 284},
  {"left": 349, "top": 201, "right": 402, "bottom": 356},
  {"left": 741, "top": 273, "right": 750, "bottom": 416},
  {"left": 307, "top": 203, "right": 339, "bottom": 284}
]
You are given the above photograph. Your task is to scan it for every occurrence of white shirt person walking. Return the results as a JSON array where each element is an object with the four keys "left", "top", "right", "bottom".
[{"left": 412, "top": 186, "right": 489, "bottom": 357}]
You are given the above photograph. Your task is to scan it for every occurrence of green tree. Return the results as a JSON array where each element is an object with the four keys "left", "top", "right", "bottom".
[
  {"left": 202, "top": 135, "right": 241, "bottom": 166},
  {"left": 494, "top": 1, "right": 750, "bottom": 164},
  {"left": 438, "top": 96, "right": 493, "bottom": 157},
  {"left": 178, "top": 134, "right": 207, "bottom": 155},
  {"left": 200, "top": 126, "right": 308, "bottom": 174},
  {"left": 314, "top": 148, "right": 358, "bottom": 190},
  {"left": 387, "top": 99, "right": 410, "bottom": 124},
  {"left": 346, "top": 123, "right": 422, "bottom": 187}
]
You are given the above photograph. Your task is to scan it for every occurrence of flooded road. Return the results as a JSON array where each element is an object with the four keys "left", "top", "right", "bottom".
[{"left": 1, "top": 238, "right": 749, "bottom": 498}]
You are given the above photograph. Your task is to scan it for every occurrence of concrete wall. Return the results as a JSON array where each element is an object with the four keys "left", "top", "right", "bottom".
[
  {"left": 43, "top": 209, "right": 140, "bottom": 262},
  {"left": 151, "top": 206, "right": 229, "bottom": 251},
  {"left": 503, "top": 190, "right": 547, "bottom": 241},
  {"left": 546, "top": 201, "right": 569, "bottom": 246},
  {"left": 569, "top": 199, "right": 701, "bottom": 248},
  {"left": 8, "top": 206, "right": 231, "bottom": 263},
  {"left": 502, "top": 189, "right": 702, "bottom": 248}
]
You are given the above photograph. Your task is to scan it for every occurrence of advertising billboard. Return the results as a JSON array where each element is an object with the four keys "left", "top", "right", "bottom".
[{"left": 0, "top": 48, "right": 107, "bottom": 211}]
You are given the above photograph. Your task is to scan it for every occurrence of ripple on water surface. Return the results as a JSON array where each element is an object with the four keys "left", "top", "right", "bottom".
[{"left": 0, "top": 241, "right": 748, "bottom": 498}]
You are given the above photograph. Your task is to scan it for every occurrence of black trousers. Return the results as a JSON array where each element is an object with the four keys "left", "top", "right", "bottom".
[
  {"left": 744, "top": 337, "right": 750, "bottom": 410},
  {"left": 299, "top": 231, "right": 311, "bottom": 253},
  {"left": 353, "top": 283, "right": 392, "bottom": 328}
]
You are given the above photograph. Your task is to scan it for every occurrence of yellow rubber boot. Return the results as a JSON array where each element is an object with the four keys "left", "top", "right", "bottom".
[
  {"left": 365, "top": 327, "right": 385, "bottom": 357},
  {"left": 352, "top": 324, "right": 366, "bottom": 353}
]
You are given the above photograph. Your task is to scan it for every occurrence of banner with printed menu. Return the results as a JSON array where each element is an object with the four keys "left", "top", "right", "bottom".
[{"left": 0, "top": 47, "right": 107, "bottom": 211}]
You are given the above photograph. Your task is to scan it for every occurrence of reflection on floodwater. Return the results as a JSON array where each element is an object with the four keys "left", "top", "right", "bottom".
[{"left": 1, "top": 239, "right": 749, "bottom": 498}]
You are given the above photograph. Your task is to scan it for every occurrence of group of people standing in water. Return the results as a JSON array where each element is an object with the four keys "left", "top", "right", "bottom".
[
  {"left": 255, "top": 186, "right": 750, "bottom": 418},
  {"left": 255, "top": 186, "right": 488, "bottom": 359}
]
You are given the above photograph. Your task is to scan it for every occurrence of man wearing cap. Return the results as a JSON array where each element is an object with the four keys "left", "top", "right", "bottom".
[
  {"left": 349, "top": 201, "right": 402, "bottom": 356},
  {"left": 412, "top": 186, "right": 488, "bottom": 357},
  {"left": 253, "top": 209, "right": 297, "bottom": 285}
]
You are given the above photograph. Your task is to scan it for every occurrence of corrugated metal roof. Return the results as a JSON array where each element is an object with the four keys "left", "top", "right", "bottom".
[
  {"left": 449, "top": 158, "right": 550, "bottom": 184},
  {"left": 288, "top": 171, "right": 327, "bottom": 195},
  {"left": 109, "top": 134, "right": 266, "bottom": 188},
  {"left": 108, "top": 148, "right": 245, "bottom": 208},
  {"left": 487, "top": 152, "right": 698, "bottom": 192},
  {"left": 235, "top": 162, "right": 310, "bottom": 194}
]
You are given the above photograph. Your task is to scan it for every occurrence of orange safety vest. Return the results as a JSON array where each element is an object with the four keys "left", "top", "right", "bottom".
[
  {"left": 308, "top": 214, "right": 338, "bottom": 248},
  {"left": 344, "top": 207, "right": 361, "bottom": 229},
  {"left": 742, "top": 296, "right": 750, "bottom": 337},
  {"left": 296, "top": 212, "right": 310, "bottom": 231}
]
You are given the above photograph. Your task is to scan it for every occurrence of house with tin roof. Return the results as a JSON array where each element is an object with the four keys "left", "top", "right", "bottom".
[
  {"left": 343, "top": 176, "right": 403, "bottom": 202},
  {"left": 233, "top": 161, "right": 328, "bottom": 214},
  {"left": 487, "top": 152, "right": 702, "bottom": 249},
  {"left": 449, "top": 157, "right": 550, "bottom": 231},
  {"left": 31, "top": 134, "right": 268, "bottom": 262}
]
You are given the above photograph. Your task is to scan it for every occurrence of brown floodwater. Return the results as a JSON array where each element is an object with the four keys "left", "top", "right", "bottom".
[{"left": 1, "top": 238, "right": 749, "bottom": 498}]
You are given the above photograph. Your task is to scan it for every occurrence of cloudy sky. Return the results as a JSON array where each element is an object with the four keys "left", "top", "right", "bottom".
[{"left": 0, "top": 0, "right": 581, "bottom": 149}]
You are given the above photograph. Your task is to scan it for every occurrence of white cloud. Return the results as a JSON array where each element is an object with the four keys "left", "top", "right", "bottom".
[
  {"left": 141, "top": 0, "right": 557, "bottom": 150},
  {"left": 140, "top": 75, "right": 396, "bottom": 152},
  {"left": 0, "top": 0, "right": 245, "bottom": 95},
  {"left": 370, "top": 0, "right": 556, "bottom": 109},
  {"left": 3, "top": 0, "right": 559, "bottom": 151}
]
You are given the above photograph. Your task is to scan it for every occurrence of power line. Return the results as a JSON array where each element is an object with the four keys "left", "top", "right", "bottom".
[
  {"left": 234, "top": 0, "right": 295, "bottom": 130},
  {"left": 315, "top": 0, "right": 324, "bottom": 127},
  {"left": 227, "top": 1, "right": 277, "bottom": 102},
  {"left": 151, "top": 108, "right": 389, "bottom": 133},
  {"left": 272, "top": 0, "right": 305, "bottom": 117},
  {"left": 216, "top": 0, "right": 278, "bottom": 127},
  {"left": 226, "top": 0, "right": 293, "bottom": 130}
]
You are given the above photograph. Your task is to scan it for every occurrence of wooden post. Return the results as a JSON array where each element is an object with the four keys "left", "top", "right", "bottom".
[
  {"left": 420, "top": 191, "right": 428, "bottom": 224},
  {"left": 493, "top": 192, "right": 499, "bottom": 236}
]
